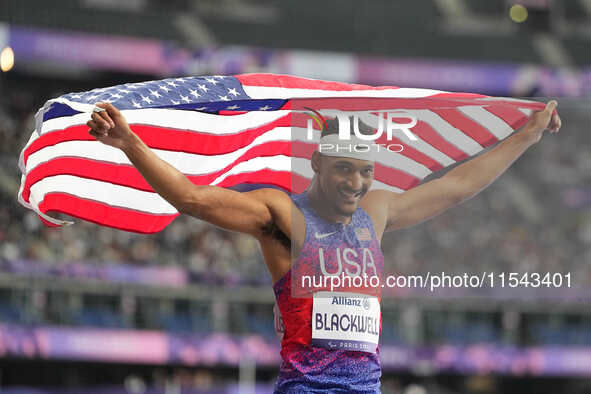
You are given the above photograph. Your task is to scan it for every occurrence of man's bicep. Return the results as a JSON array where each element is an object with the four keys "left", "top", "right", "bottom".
[
  {"left": 180, "top": 186, "right": 280, "bottom": 236},
  {"left": 385, "top": 177, "right": 465, "bottom": 232}
]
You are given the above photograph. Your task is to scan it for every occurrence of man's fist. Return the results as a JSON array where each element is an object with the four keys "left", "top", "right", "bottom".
[
  {"left": 87, "top": 102, "right": 135, "bottom": 150},
  {"left": 523, "top": 100, "right": 562, "bottom": 144}
]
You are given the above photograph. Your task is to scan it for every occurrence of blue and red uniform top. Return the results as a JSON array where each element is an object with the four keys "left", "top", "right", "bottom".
[{"left": 273, "top": 192, "right": 385, "bottom": 393}]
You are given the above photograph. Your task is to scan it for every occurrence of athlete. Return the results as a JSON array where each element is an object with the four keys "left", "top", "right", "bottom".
[{"left": 87, "top": 100, "right": 561, "bottom": 393}]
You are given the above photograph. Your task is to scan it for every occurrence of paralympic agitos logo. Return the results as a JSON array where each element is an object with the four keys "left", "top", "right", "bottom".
[{"left": 304, "top": 108, "right": 419, "bottom": 154}]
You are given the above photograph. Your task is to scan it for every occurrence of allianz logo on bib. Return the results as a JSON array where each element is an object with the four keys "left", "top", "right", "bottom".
[{"left": 331, "top": 296, "right": 371, "bottom": 310}]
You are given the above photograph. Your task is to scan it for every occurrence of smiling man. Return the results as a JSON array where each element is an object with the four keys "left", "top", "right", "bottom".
[{"left": 87, "top": 100, "right": 561, "bottom": 393}]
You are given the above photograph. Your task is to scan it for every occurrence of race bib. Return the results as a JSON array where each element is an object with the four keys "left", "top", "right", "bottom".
[{"left": 312, "top": 291, "right": 380, "bottom": 353}]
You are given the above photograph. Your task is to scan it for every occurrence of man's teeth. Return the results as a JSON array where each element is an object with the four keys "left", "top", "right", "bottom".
[{"left": 341, "top": 190, "right": 361, "bottom": 197}]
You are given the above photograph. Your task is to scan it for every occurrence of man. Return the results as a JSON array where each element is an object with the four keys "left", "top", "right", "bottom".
[{"left": 87, "top": 100, "right": 561, "bottom": 392}]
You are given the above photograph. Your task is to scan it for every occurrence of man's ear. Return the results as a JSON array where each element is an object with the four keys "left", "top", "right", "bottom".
[{"left": 311, "top": 151, "right": 322, "bottom": 174}]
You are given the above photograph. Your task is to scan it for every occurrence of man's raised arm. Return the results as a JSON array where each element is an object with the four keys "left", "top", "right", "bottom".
[
  {"left": 86, "top": 102, "right": 291, "bottom": 239},
  {"left": 366, "top": 100, "right": 562, "bottom": 234}
]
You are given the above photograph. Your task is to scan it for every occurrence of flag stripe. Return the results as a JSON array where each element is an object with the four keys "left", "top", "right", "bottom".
[
  {"left": 39, "top": 108, "right": 290, "bottom": 137},
  {"left": 22, "top": 141, "right": 294, "bottom": 202},
  {"left": 26, "top": 127, "right": 297, "bottom": 175},
  {"left": 34, "top": 168, "right": 295, "bottom": 217},
  {"left": 375, "top": 135, "right": 445, "bottom": 172},
  {"left": 31, "top": 175, "right": 178, "bottom": 214},
  {"left": 36, "top": 169, "right": 296, "bottom": 233},
  {"left": 38, "top": 193, "right": 178, "bottom": 233},
  {"left": 404, "top": 120, "right": 468, "bottom": 162},
  {"left": 484, "top": 105, "right": 532, "bottom": 131},
  {"left": 243, "top": 86, "right": 443, "bottom": 99},
  {"left": 407, "top": 110, "right": 485, "bottom": 156},
  {"left": 25, "top": 115, "right": 293, "bottom": 166},
  {"left": 25, "top": 124, "right": 294, "bottom": 173},
  {"left": 431, "top": 108, "right": 499, "bottom": 148},
  {"left": 458, "top": 106, "right": 514, "bottom": 140},
  {"left": 237, "top": 73, "right": 404, "bottom": 91}
]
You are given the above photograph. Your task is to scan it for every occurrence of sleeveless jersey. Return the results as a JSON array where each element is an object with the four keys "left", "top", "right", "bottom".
[{"left": 273, "top": 192, "right": 385, "bottom": 393}]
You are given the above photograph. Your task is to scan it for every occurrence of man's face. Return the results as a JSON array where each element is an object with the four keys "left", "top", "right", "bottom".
[{"left": 312, "top": 153, "right": 374, "bottom": 216}]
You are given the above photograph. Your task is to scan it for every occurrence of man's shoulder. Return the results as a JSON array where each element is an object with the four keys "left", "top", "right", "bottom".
[
  {"left": 361, "top": 189, "right": 394, "bottom": 207},
  {"left": 245, "top": 187, "right": 301, "bottom": 228},
  {"left": 360, "top": 190, "right": 394, "bottom": 240}
]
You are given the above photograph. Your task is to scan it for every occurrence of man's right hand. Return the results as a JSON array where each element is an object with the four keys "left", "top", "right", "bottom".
[{"left": 87, "top": 102, "right": 135, "bottom": 150}]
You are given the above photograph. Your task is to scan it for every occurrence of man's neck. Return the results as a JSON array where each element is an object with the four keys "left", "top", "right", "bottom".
[{"left": 306, "top": 184, "right": 352, "bottom": 225}]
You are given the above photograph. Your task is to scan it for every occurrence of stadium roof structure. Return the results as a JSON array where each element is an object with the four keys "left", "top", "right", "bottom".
[{"left": 2, "top": 0, "right": 591, "bottom": 67}]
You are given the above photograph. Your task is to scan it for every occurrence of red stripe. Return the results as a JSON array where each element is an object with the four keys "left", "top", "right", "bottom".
[
  {"left": 411, "top": 120, "right": 468, "bottom": 162},
  {"left": 38, "top": 193, "right": 179, "bottom": 233},
  {"left": 132, "top": 118, "right": 289, "bottom": 155},
  {"left": 38, "top": 215, "right": 61, "bottom": 228},
  {"left": 24, "top": 125, "right": 96, "bottom": 167},
  {"left": 36, "top": 170, "right": 296, "bottom": 233},
  {"left": 369, "top": 114, "right": 445, "bottom": 171},
  {"left": 22, "top": 141, "right": 293, "bottom": 203},
  {"left": 431, "top": 108, "right": 499, "bottom": 148},
  {"left": 290, "top": 140, "right": 317, "bottom": 159},
  {"left": 374, "top": 135, "right": 444, "bottom": 172},
  {"left": 431, "top": 92, "right": 488, "bottom": 99},
  {"left": 290, "top": 173, "right": 310, "bottom": 194},
  {"left": 484, "top": 105, "right": 531, "bottom": 131},
  {"left": 216, "top": 169, "right": 292, "bottom": 190},
  {"left": 483, "top": 100, "right": 545, "bottom": 111},
  {"left": 290, "top": 97, "right": 525, "bottom": 112},
  {"left": 23, "top": 115, "right": 291, "bottom": 166},
  {"left": 236, "top": 73, "right": 401, "bottom": 91},
  {"left": 374, "top": 163, "right": 420, "bottom": 190}
]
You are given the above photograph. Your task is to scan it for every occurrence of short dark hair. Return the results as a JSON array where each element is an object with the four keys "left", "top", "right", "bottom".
[{"left": 320, "top": 116, "right": 375, "bottom": 138}]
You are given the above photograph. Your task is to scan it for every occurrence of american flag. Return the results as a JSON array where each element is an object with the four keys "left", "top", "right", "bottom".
[
  {"left": 18, "top": 73, "right": 545, "bottom": 233},
  {"left": 355, "top": 228, "right": 372, "bottom": 242}
]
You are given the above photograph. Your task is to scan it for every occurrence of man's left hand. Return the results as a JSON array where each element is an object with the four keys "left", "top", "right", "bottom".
[{"left": 523, "top": 100, "right": 562, "bottom": 143}]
